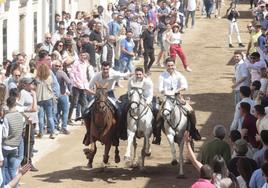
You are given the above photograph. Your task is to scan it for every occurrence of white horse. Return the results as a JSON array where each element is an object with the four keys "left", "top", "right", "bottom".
[
  {"left": 124, "top": 87, "right": 153, "bottom": 169},
  {"left": 161, "top": 95, "right": 189, "bottom": 177}
]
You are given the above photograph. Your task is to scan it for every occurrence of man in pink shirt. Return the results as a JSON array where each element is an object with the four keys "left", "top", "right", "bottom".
[
  {"left": 191, "top": 165, "right": 216, "bottom": 188},
  {"left": 68, "top": 50, "right": 94, "bottom": 123}
]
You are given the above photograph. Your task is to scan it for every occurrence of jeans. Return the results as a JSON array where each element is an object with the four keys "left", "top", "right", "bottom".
[
  {"left": 204, "top": 0, "right": 213, "bottom": 17},
  {"left": 52, "top": 99, "right": 58, "bottom": 128},
  {"left": 234, "top": 90, "right": 241, "bottom": 106},
  {"left": 68, "top": 87, "right": 87, "bottom": 120},
  {"left": 185, "top": 11, "right": 195, "bottom": 27},
  {"left": 119, "top": 56, "right": 134, "bottom": 73},
  {"left": 143, "top": 49, "right": 155, "bottom": 73},
  {"left": 38, "top": 99, "right": 55, "bottom": 134},
  {"left": 57, "top": 95, "right": 70, "bottom": 130},
  {"left": 2, "top": 139, "right": 24, "bottom": 187}
]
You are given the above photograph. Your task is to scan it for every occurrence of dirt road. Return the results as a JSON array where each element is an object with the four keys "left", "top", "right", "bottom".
[{"left": 22, "top": 3, "right": 252, "bottom": 188}]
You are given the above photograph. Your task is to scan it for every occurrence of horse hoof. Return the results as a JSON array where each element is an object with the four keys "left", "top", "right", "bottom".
[
  {"left": 103, "top": 155, "right": 109, "bottom": 164},
  {"left": 171, "top": 160, "right": 179, "bottom": 166},
  {"left": 145, "top": 152, "right": 151, "bottom": 157},
  {"left": 115, "top": 155, "right": 120, "bottom": 163},
  {"left": 177, "top": 174, "right": 185, "bottom": 179},
  {"left": 87, "top": 162, "right": 93, "bottom": 168},
  {"left": 83, "top": 148, "right": 90, "bottom": 154},
  {"left": 124, "top": 156, "right": 131, "bottom": 162}
]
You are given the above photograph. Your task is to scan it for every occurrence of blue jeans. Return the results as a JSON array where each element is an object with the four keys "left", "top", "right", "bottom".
[
  {"left": 52, "top": 99, "right": 58, "bottom": 128},
  {"left": 234, "top": 90, "right": 241, "bottom": 105},
  {"left": 38, "top": 99, "right": 55, "bottom": 134},
  {"left": 119, "top": 56, "right": 134, "bottom": 73},
  {"left": 185, "top": 11, "right": 195, "bottom": 27},
  {"left": 57, "top": 95, "right": 69, "bottom": 130},
  {"left": 2, "top": 139, "right": 23, "bottom": 187}
]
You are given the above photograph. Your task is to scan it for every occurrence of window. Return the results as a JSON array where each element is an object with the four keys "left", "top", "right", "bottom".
[
  {"left": 3, "top": 19, "right": 7, "bottom": 60},
  {"left": 33, "top": 12, "right": 37, "bottom": 45}
]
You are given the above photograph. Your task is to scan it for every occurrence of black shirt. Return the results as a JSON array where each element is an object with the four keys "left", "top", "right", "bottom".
[
  {"left": 141, "top": 29, "right": 155, "bottom": 50},
  {"left": 82, "top": 43, "right": 96, "bottom": 67},
  {"left": 89, "top": 30, "right": 102, "bottom": 43},
  {"left": 227, "top": 156, "right": 258, "bottom": 177}
]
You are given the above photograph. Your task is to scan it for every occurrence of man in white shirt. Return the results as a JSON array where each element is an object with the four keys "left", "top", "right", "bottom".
[
  {"left": 185, "top": 0, "right": 197, "bottom": 28},
  {"left": 230, "top": 86, "right": 255, "bottom": 131},
  {"left": 246, "top": 52, "right": 267, "bottom": 82},
  {"left": 42, "top": 33, "right": 53, "bottom": 54},
  {"left": 86, "top": 62, "right": 132, "bottom": 140},
  {"left": 127, "top": 67, "right": 153, "bottom": 104},
  {"left": 157, "top": 57, "right": 200, "bottom": 141},
  {"left": 231, "top": 51, "right": 250, "bottom": 105}
]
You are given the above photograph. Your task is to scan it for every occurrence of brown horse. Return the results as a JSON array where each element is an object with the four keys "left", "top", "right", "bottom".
[{"left": 83, "top": 82, "right": 120, "bottom": 168}]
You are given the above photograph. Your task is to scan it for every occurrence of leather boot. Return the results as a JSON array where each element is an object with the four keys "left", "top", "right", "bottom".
[{"left": 188, "top": 111, "right": 201, "bottom": 141}]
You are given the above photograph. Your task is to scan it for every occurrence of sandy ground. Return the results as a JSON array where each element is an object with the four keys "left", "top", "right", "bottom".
[{"left": 21, "top": 2, "right": 253, "bottom": 188}]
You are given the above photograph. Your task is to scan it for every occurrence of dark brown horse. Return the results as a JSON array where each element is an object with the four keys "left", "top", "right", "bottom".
[{"left": 83, "top": 82, "right": 120, "bottom": 168}]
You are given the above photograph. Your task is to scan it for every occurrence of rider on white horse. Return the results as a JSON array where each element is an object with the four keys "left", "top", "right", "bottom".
[
  {"left": 128, "top": 67, "right": 153, "bottom": 105},
  {"left": 156, "top": 57, "right": 201, "bottom": 143}
]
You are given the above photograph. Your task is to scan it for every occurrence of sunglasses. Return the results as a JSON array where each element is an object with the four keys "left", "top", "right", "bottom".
[
  {"left": 58, "top": 44, "right": 64, "bottom": 47},
  {"left": 55, "top": 65, "right": 62, "bottom": 67},
  {"left": 15, "top": 74, "right": 21, "bottom": 77},
  {"left": 46, "top": 37, "right": 51, "bottom": 39}
]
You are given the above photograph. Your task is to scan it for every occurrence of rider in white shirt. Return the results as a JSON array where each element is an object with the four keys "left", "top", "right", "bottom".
[
  {"left": 127, "top": 67, "right": 153, "bottom": 104},
  {"left": 157, "top": 57, "right": 200, "bottom": 142}
]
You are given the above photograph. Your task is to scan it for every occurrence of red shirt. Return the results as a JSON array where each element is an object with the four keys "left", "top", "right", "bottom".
[
  {"left": 242, "top": 114, "right": 259, "bottom": 148},
  {"left": 191, "top": 179, "right": 216, "bottom": 188}
]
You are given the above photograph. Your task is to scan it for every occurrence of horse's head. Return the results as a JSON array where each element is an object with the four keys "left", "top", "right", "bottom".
[
  {"left": 128, "top": 87, "right": 143, "bottom": 116},
  {"left": 95, "top": 82, "right": 109, "bottom": 112},
  {"left": 162, "top": 96, "right": 176, "bottom": 118}
]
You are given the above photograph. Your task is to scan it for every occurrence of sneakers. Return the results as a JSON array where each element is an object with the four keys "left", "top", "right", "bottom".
[
  {"left": 185, "top": 67, "right": 192, "bottom": 72},
  {"left": 36, "top": 133, "right": 43, "bottom": 139},
  {"left": 49, "top": 133, "right": 56, "bottom": 139},
  {"left": 229, "top": 44, "right": 234, "bottom": 48},
  {"left": 239, "top": 43, "right": 245, "bottom": 47},
  {"left": 61, "top": 128, "right": 70, "bottom": 135}
]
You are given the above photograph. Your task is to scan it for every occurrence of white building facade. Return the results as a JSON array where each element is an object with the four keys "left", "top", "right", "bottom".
[{"left": 0, "top": 0, "right": 114, "bottom": 63}]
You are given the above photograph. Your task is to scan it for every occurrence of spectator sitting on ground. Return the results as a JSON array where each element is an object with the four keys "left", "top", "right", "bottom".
[
  {"left": 249, "top": 149, "right": 268, "bottom": 188},
  {"left": 190, "top": 165, "right": 216, "bottom": 188},
  {"left": 229, "top": 130, "right": 254, "bottom": 159},
  {"left": 237, "top": 157, "right": 256, "bottom": 188},
  {"left": 254, "top": 130, "right": 268, "bottom": 167},
  {"left": 227, "top": 138, "right": 258, "bottom": 177},
  {"left": 230, "top": 86, "right": 255, "bottom": 131},
  {"left": 261, "top": 162, "right": 268, "bottom": 188},
  {"left": 200, "top": 125, "right": 231, "bottom": 165},
  {"left": 254, "top": 105, "right": 268, "bottom": 140},
  {"left": 185, "top": 131, "right": 238, "bottom": 188},
  {"left": 240, "top": 102, "right": 259, "bottom": 149}
]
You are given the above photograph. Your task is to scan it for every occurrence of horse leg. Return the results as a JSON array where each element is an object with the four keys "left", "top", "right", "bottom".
[
  {"left": 114, "top": 146, "right": 120, "bottom": 163},
  {"left": 83, "top": 142, "right": 97, "bottom": 168},
  {"left": 166, "top": 133, "right": 178, "bottom": 166},
  {"left": 177, "top": 140, "right": 185, "bottom": 178},
  {"left": 140, "top": 137, "right": 147, "bottom": 170},
  {"left": 103, "top": 143, "right": 111, "bottom": 164},
  {"left": 124, "top": 130, "right": 135, "bottom": 162},
  {"left": 144, "top": 130, "right": 152, "bottom": 157}
]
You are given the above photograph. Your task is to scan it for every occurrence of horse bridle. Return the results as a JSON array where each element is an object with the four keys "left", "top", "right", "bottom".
[
  {"left": 161, "top": 96, "right": 183, "bottom": 130},
  {"left": 128, "top": 88, "right": 149, "bottom": 121}
]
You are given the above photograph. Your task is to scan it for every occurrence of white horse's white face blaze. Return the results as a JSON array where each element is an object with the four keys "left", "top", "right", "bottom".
[
  {"left": 162, "top": 97, "right": 188, "bottom": 176},
  {"left": 124, "top": 88, "right": 153, "bottom": 169}
]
